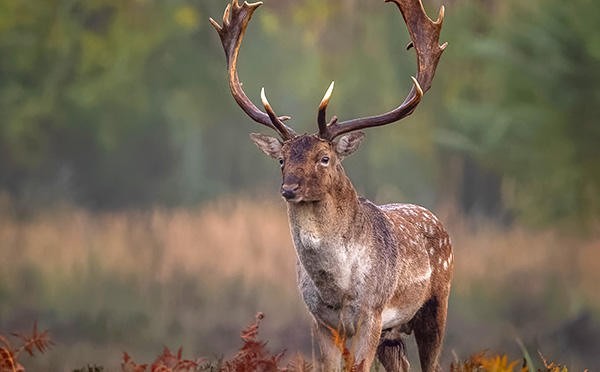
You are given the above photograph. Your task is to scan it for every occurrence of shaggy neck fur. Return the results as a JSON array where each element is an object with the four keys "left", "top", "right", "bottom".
[{"left": 287, "top": 166, "right": 360, "bottom": 240}]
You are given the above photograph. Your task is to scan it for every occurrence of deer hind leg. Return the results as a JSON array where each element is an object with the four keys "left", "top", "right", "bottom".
[
  {"left": 376, "top": 337, "right": 410, "bottom": 372},
  {"left": 411, "top": 295, "right": 448, "bottom": 372}
]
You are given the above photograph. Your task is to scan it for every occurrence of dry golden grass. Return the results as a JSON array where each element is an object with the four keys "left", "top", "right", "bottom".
[
  {"left": 0, "top": 198, "right": 297, "bottom": 292},
  {"left": 0, "top": 197, "right": 308, "bottom": 369},
  {"left": 444, "top": 213, "right": 600, "bottom": 307},
  {"left": 1, "top": 198, "right": 598, "bottom": 370},
  {"left": 1, "top": 197, "right": 599, "bottom": 308}
]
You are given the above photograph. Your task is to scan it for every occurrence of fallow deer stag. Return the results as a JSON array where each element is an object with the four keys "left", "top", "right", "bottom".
[{"left": 210, "top": 1, "right": 452, "bottom": 371}]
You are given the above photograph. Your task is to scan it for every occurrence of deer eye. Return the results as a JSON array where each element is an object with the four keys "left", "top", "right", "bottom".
[
  {"left": 320, "top": 156, "right": 330, "bottom": 165},
  {"left": 279, "top": 158, "right": 284, "bottom": 166}
]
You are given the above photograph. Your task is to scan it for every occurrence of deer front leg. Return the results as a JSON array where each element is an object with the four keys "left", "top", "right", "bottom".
[
  {"left": 352, "top": 313, "right": 383, "bottom": 372},
  {"left": 314, "top": 322, "right": 343, "bottom": 372}
]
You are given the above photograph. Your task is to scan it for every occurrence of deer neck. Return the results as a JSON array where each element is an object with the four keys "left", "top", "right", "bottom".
[
  {"left": 286, "top": 173, "right": 374, "bottom": 310},
  {"left": 286, "top": 173, "right": 360, "bottom": 245}
]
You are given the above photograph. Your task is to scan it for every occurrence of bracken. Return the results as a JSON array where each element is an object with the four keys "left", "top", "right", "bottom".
[{"left": 0, "top": 318, "right": 587, "bottom": 372}]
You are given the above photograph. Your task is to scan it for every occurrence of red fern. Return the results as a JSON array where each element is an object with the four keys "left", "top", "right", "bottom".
[
  {"left": 0, "top": 341, "right": 24, "bottom": 372},
  {"left": 0, "top": 322, "right": 53, "bottom": 372},
  {"left": 10, "top": 322, "right": 53, "bottom": 358},
  {"left": 2, "top": 317, "right": 586, "bottom": 372},
  {"left": 121, "top": 347, "right": 202, "bottom": 372},
  {"left": 152, "top": 346, "right": 202, "bottom": 372},
  {"left": 122, "top": 352, "right": 148, "bottom": 372},
  {"left": 118, "top": 313, "right": 315, "bottom": 372},
  {"left": 285, "top": 352, "right": 312, "bottom": 372},
  {"left": 221, "top": 313, "right": 285, "bottom": 372}
]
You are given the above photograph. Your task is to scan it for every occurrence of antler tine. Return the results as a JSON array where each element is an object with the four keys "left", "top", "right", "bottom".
[
  {"left": 210, "top": 0, "right": 296, "bottom": 141},
  {"left": 260, "top": 88, "right": 293, "bottom": 140},
  {"left": 319, "top": 0, "right": 446, "bottom": 142},
  {"left": 317, "top": 81, "right": 335, "bottom": 138}
]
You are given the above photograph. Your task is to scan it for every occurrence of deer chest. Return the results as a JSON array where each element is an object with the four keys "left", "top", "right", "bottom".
[{"left": 293, "top": 230, "right": 373, "bottom": 300}]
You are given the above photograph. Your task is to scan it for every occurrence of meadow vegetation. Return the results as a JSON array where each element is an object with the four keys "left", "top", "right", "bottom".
[
  {"left": 1, "top": 197, "right": 598, "bottom": 371},
  {"left": 1, "top": 0, "right": 599, "bottom": 370},
  {"left": 0, "top": 313, "right": 588, "bottom": 372}
]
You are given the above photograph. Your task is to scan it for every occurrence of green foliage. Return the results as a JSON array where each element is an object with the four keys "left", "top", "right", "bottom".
[
  {"left": 0, "top": 0, "right": 214, "bottom": 208},
  {"left": 442, "top": 0, "right": 600, "bottom": 226},
  {"left": 1, "top": 0, "right": 599, "bottom": 226}
]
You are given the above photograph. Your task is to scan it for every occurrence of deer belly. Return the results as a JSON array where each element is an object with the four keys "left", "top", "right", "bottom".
[{"left": 381, "top": 305, "right": 421, "bottom": 329}]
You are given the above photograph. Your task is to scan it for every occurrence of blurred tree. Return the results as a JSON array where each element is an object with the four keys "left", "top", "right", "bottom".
[
  {"left": 0, "top": 0, "right": 214, "bottom": 209},
  {"left": 0, "top": 0, "right": 598, "bottom": 227},
  {"left": 440, "top": 0, "right": 600, "bottom": 226}
]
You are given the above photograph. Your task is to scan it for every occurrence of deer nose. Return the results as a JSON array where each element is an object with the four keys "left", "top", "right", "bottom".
[{"left": 281, "top": 184, "right": 299, "bottom": 200}]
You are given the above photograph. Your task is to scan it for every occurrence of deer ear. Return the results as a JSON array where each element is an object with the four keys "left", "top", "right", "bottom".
[
  {"left": 250, "top": 133, "right": 282, "bottom": 159},
  {"left": 334, "top": 131, "right": 366, "bottom": 159}
]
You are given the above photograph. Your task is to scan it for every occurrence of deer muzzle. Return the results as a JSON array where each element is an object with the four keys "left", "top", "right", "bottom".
[{"left": 281, "top": 183, "right": 300, "bottom": 201}]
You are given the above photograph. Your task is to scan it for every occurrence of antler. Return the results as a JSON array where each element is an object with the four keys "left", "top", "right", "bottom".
[
  {"left": 210, "top": 0, "right": 296, "bottom": 140},
  {"left": 318, "top": 0, "right": 447, "bottom": 142}
]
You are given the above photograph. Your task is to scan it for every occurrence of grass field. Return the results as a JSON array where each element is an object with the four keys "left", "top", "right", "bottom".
[{"left": 0, "top": 197, "right": 599, "bottom": 371}]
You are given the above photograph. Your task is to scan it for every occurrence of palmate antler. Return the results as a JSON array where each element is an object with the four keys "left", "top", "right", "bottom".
[
  {"left": 209, "top": 0, "right": 296, "bottom": 141},
  {"left": 318, "top": 0, "right": 447, "bottom": 141},
  {"left": 211, "top": 0, "right": 446, "bottom": 142}
]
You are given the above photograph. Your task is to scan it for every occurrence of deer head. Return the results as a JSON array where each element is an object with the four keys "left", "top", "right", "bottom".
[
  {"left": 250, "top": 132, "right": 365, "bottom": 202},
  {"left": 210, "top": 0, "right": 446, "bottom": 203}
]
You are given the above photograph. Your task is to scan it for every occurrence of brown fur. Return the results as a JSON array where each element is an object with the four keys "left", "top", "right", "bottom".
[
  {"left": 212, "top": 0, "right": 451, "bottom": 368},
  {"left": 251, "top": 134, "right": 454, "bottom": 372}
]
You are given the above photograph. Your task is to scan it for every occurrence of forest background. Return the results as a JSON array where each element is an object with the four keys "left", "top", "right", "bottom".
[{"left": 1, "top": 0, "right": 599, "bottom": 370}]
